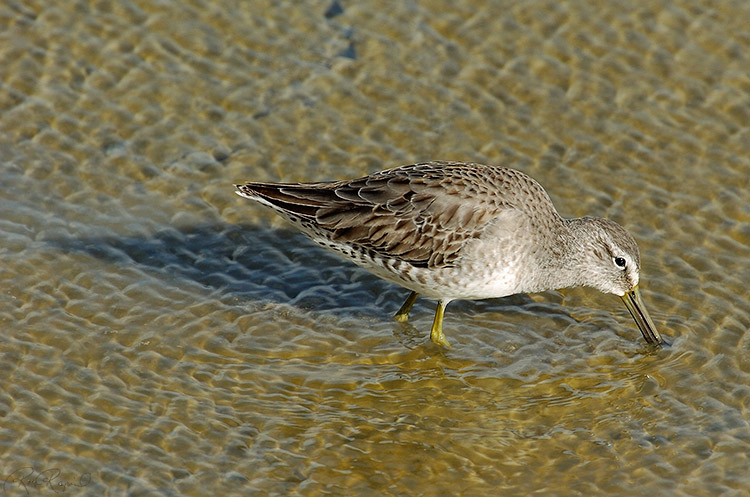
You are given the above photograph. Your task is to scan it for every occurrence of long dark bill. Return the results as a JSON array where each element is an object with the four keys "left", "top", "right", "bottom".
[{"left": 621, "top": 285, "right": 664, "bottom": 345}]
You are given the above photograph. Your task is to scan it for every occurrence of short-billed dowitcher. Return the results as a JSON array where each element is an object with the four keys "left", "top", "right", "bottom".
[{"left": 236, "top": 161, "right": 664, "bottom": 347}]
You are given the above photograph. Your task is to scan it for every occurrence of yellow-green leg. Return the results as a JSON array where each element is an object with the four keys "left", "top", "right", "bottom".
[
  {"left": 430, "top": 300, "right": 451, "bottom": 347},
  {"left": 394, "top": 291, "right": 419, "bottom": 322}
]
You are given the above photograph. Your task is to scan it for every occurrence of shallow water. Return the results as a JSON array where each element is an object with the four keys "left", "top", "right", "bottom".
[{"left": 1, "top": 0, "right": 749, "bottom": 495}]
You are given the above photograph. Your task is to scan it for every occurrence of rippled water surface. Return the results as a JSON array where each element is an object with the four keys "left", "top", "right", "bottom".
[{"left": 1, "top": 1, "right": 749, "bottom": 495}]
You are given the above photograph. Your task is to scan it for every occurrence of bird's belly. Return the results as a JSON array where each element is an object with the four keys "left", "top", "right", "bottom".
[
  {"left": 319, "top": 244, "right": 521, "bottom": 301},
  {"left": 306, "top": 228, "right": 533, "bottom": 301},
  {"left": 366, "top": 257, "right": 525, "bottom": 301},
  {"left": 425, "top": 263, "right": 523, "bottom": 300},
  {"left": 445, "top": 271, "right": 521, "bottom": 300}
]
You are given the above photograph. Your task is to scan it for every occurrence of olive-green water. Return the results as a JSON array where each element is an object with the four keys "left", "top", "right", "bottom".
[{"left": 1, "top": 1, "right": 749, "bottom": 496}]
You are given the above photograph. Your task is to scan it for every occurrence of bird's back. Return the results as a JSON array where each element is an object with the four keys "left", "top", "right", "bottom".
[{"left": 235, "top": 161, "right": 562, "bottom": 270}]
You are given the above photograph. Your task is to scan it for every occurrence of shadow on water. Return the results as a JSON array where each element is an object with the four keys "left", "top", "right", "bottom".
[
  {"left": 44, "top": 223, "right": 427, "bottom": 317},
  {"left": 45, "top": 222, "right": 544, "bottom": 320}
]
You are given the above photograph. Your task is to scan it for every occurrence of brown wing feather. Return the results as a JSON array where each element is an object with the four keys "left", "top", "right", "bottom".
[{"left": 236, "top": 162, "right": 560, "bottom": 269}]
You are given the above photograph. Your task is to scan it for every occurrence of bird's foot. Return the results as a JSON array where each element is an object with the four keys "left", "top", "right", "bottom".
[{"left": 394, "top": 291, "right": 419, "bottom": 323}]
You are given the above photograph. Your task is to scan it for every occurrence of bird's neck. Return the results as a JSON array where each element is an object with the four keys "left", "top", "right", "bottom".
[
  {"left": 520, "top": 217, "right": 603, "bottom": 293},
  {"left": 559, "top": 217, "right": 606, "bottom": 286}
]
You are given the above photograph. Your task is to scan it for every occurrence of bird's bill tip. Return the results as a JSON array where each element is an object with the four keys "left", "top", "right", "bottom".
[{"left": 620, "top": 285, "right": 665, "bottom": 346}]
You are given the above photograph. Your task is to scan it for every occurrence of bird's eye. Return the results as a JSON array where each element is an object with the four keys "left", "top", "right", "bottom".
[{"left": 614, "top": 256, "right": 627, "bottom": 269}]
